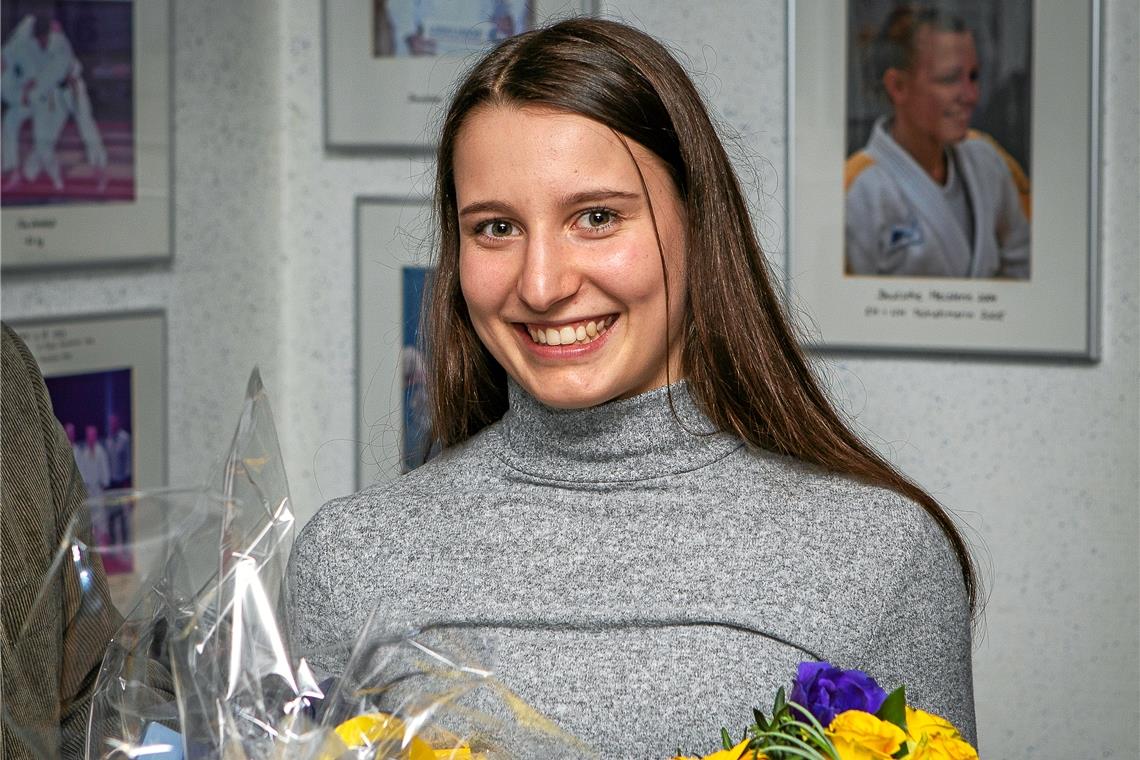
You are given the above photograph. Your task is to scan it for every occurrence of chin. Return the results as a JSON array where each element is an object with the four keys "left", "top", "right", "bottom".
[
  {"left": 517, "top": 375, "right": 618, "bottom": 410},
  {"left": 943, "top": 124, "right": 971, "bottom": 145}
]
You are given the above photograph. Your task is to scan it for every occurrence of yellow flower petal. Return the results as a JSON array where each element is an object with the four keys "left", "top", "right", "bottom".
[
  {"left": 908, "top": 733, "right": 979, "bottom": 760},
  {"left": 906, "top": 707, "right": 959, "bottom": 740},
  {"left": 826, "top": 710, "right": 907, "bottom": 760},
  {"left": 904, "top": 706, "right": 977, "bottom": 759},
  {"left": 672, "top": 739, "right": 756, "bottom": 760},
  {"left": 333, "top": 712, "right": 438, "bottom": 758}
]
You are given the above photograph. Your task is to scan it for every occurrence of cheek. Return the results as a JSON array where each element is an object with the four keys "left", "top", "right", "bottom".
[
  {"left": 458, "top": 251, "right": 500, "bottom": 318},
  {"left": 600, "top": 246, "right": 669, "bottom": 304}
]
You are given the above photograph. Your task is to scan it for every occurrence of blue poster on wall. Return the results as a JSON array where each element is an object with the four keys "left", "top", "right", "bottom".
[{"left": 401, "top": 266, "right": 436, "bottom": 472}]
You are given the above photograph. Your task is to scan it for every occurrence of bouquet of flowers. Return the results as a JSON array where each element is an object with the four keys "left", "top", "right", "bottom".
[{"left": 677, "top": 662, "right": 978, "bottom": 760}]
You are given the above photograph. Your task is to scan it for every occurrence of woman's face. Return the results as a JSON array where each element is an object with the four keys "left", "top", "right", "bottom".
[
  {"left": 890, "top": 27, "right": 980, "bottom": 146},
  {"left": 454, "top": 104, "right": 687, "bottom": 409}
]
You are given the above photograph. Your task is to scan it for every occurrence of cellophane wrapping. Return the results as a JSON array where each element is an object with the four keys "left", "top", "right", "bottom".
[{"left": 3, "top": 370, "right": 590, "bottom": 759}]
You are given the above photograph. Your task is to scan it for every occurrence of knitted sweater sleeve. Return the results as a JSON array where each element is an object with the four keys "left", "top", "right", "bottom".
[{"left": 865, "top": 504, "right": 977, "bottom": 747}]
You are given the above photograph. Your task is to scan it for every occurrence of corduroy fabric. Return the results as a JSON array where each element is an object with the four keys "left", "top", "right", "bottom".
[
  {"left": 0, "top": 324, "right": 122, "bottom": 760},
  {"left": 288, "top": 381, "right": 975, "bottom": 755}
]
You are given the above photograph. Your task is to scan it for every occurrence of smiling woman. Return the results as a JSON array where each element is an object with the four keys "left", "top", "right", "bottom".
[{"left": 287, "top": 17, "right": 980, "bottom": 756}]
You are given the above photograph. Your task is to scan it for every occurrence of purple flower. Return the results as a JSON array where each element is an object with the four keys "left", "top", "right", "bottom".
[{"left": 789, "top": 661, "right": 888, "bottom": 727}]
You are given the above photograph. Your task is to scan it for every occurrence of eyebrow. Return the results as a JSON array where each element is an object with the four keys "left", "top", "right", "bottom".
[{"left": 458, "top": 188, "right": 643, "bottom": 217}]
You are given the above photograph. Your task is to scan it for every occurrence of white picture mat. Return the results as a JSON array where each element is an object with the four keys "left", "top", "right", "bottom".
[
  {"left": 324, "top": 0, "right": 596, "bottom": 149},
  {"left": 1, "top": 1, "right": 172, "bottom": 270},
  {"left": 356, "top": 196, "right": 433, "bottom": 488},
  {"left": 11, "top": 311, "right": 167, "bottom": 489},
  {"left": 787, "top": 0, "right": 1099, "bottom": 358}
]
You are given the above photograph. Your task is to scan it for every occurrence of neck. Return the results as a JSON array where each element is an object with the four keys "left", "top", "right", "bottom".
[
  {"left": 492, "top": 379, "right": 740, "bottom": 483},
  {"left": 889, "top": 118, "right": 948, "bottom": 184}
]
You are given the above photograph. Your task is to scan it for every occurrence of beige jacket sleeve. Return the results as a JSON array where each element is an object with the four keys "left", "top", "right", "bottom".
[{"left": 1, "top": 323, "right": 122, "bottom": 760}]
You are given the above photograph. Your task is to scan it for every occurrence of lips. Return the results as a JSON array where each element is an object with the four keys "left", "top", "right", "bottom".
[{"left": 524, "top": 316, "right": 616, "bottom": 346}]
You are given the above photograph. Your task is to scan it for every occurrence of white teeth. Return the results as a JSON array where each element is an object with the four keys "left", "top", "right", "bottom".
[{"left": 526, "top": 317, "right": 615, "bottom": 347}]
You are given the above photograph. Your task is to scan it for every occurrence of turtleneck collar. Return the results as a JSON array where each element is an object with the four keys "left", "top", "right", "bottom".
[{"left": 485, "top": 379, "right": 743, "bottom": 483}]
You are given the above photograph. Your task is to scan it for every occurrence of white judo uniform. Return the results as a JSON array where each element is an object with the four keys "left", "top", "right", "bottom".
[
  {"left": 1, "top": 15, "right": 107, "bottom": 189},
  {"left": 845, "top": 117, "right": 1030, "bottom": 279}
]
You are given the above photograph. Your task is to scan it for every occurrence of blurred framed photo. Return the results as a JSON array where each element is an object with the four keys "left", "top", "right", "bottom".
[
  {"left": 324, "top": 0, "right": 597, "bottom": 149},
  {"left": 786, "top": 0, "right": 1101, "bottom": 358},
  {"left": 9, "top": 310, "right": 166, "bottom": 580},
  {"left": 1, "top": 0, "right": 170, "bottom": 270},
  {"left": 355, "top": 195, "right": 436, "bottom": 488}
]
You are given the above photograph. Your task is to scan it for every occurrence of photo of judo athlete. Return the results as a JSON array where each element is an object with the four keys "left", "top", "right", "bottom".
[
  {"left": 844, "top": 4, "right": 1032, "bottom": 280},
  {"left": 1, "top": 2, "right": 135, "bottom": 207},
  {"left": 372, "top": 0, "right": 536, "bottom": 58}
]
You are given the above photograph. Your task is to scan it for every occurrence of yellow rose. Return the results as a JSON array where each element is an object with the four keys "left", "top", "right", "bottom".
[
  {"left": 906, "top": 707, "right": 958, "bottom": 740},
  {"left": 907, "top": 733, "right": 979, "bottom": 760},
  {"left": 825, "top": 710, "right": 906, "bottom": 760},
  {"left": 905, "top": 707, "right": 978, "bottom": 760},
  {"left": 672, "top": 739, "right": 761, "bottom": 760},
  {"left": 331, "top": 712, "right": 472, "bottom": 760}
]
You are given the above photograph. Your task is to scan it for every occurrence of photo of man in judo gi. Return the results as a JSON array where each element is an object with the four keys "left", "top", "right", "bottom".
[{"left": 844, "top": 4, "right": 1031, "bottom": 279}]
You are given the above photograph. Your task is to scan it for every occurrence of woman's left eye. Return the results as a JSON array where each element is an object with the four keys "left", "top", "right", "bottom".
[{"left": 575, "top": 208, "right": 617, "bottom": 231}]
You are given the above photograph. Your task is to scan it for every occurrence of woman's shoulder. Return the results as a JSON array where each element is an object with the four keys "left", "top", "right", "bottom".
[
  {"left": 742, "top": 448, "right": 960, "bottom": 564},
  {"left": 295, "top": 430, "right": 498, "bottom": 547}
]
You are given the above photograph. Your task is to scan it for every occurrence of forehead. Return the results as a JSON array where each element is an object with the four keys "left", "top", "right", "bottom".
[
  {"left": 912, "top": 27, "right": 976, "bottom": 68},
  {"left": 452, "top": 104, "right": 667, "bottom": 198}
]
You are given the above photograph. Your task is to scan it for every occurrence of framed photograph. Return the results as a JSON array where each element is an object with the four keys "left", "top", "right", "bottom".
[
  {"left": 1, "top": 0, "right": 171, "bottom": 270},
  {"left": 786, "top": 0, "right": 1100, "bottom": 358},
  {"left": 324, "top": 0, "right": 597, "bottom": 150},
  {"left": 356, "top": 195, "right": 437, "bottom": 488},
  {"left": 9, "top": 310, "right": 166, "bottom": 587}
]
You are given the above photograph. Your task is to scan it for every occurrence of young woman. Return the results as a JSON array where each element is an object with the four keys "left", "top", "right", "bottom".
[
  {"left": 289, "top": 18, "right": 978, "bottom": 754},
  {"left": 845, "top": 5, "right": 1031, "bottom": 279}
]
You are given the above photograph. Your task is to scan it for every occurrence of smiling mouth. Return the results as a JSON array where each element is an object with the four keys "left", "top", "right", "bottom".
[{"left": 524, "top": 316, "right": 615, "bottom": 346}]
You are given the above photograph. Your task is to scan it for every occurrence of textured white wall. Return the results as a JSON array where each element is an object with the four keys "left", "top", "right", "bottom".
[
  {"left": 2, "top": 0, "right": 1136, "bottom": 757},
  {"left": 1, "top": 0, "right": 284, "bottom": 488}
]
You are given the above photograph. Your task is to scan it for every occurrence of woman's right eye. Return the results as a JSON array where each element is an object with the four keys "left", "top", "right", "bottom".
[{"left": 475, "top": 220, "right": 519, "bottom": 239}]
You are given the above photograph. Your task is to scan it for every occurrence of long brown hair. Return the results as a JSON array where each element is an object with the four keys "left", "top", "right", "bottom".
[{"left": 425, "top": 18, "right": 978, "bottom": 614}]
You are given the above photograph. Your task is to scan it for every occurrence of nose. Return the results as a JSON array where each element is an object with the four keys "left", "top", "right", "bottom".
[{"left": 515, "top": 233, "right": 581, "bottom": 313}]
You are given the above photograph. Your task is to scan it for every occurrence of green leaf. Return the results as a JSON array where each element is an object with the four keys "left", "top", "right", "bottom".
[
  {"left": 773, "top": 686, "right": 787, "bottom": 714},
  {"left": 721, "top": 727, "right": 733, "bottom": 750},
  {"left": 754, "top": 708, "right": 770, "bottom": 733},
  {"left": 876, "top": 686, "right": 908, "bottom": 733}
]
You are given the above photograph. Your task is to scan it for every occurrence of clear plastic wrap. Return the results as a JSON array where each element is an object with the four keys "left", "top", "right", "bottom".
[{"left": 2, "top": 370, "right": 590, "bottom": 759}]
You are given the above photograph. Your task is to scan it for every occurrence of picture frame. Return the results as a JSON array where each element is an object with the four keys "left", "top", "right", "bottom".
[
  {"left": 786, "top": 0, "right": 1101, "bottom": 359},
  {"left": 324, "top": 0, "right": 597, "bottom": 150},
  {"left": 355, "top": 195, "right": 434, "bottom": 489},
  {"left": 9, "top": 310, "right": 167, "bottom": 489},
  {"left": 1, "top": 0, "right": 172, "bottom": 271}
]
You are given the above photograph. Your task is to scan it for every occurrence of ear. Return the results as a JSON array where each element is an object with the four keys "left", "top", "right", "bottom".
[{"left": 882, "top": 67, "right": 908, "bottom": 105}]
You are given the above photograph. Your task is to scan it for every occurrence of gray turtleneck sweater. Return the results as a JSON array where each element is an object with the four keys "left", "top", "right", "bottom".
[{"left": 287, "top": 383, "right": 975, "bottom": 755}]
